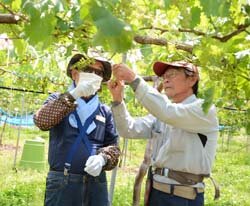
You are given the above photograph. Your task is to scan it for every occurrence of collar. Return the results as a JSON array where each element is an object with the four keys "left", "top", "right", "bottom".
[{"left": 181, "top": 94, "right": 197, "bottom": 104}]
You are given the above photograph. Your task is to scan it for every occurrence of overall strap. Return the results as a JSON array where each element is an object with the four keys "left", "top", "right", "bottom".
[{"left": 64, "top": 104, "right": 100, "bottom": 175}]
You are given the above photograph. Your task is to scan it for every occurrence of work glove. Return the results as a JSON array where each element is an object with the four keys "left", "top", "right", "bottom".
[
  {"left": 84, "top": 154, "right": 106, "bottom": 177},
  {"left": 70, "top": 73, "right": 103, "bottom": 99}
]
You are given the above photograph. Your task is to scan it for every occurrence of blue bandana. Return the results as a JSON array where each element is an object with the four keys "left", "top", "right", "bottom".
[{"left": 68, "top": 82, "right": 99, "bottom": 134}]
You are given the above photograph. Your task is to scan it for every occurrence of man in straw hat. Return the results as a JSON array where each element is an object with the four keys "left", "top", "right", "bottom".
[{"left": 108, "top": 60, "right": 219, "bottom": 206}]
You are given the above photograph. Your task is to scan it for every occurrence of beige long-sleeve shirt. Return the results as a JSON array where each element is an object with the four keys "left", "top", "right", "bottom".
[{"left": 112, "top": 77, "right": 218, "bottom": 185}]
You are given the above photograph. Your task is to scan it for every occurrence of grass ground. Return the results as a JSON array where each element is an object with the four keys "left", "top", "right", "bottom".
[{"left": 0, "top": 125, "right": 249, "bottom": 206}]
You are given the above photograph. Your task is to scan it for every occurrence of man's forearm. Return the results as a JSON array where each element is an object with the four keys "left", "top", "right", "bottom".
[
  {"left": 33, "top": 92, "right": 76, "bottom": 131},
  {"left": 97, "top": 145, "right": 121, "bottom": 171}
]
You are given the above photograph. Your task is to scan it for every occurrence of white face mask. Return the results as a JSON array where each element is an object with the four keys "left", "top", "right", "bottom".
[{"left": 78, "top": 72, "right": 103, "bottom": 95}]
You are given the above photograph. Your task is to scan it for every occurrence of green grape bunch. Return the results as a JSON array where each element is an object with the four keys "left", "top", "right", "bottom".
[{"left": 72, "top": 56, "right": 95, "bottom": 71}]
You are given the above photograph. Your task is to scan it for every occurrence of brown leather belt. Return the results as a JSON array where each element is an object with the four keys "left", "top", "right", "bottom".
[
  {"left": 153, "top": 168, "right": 220, "bottom": 200},
  {"left": 152, "top": 180, "right": 204, "bottom": 200},
  {"left": 154, "top": 168, "right": 206, "bottom": 185}
]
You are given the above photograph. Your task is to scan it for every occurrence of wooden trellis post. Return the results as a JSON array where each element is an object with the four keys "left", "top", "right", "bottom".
[
  {"left": 13, "top": 95, "right": 24, "bottom": 170},
  {"left": 0, "top": 115, "right": 8, "bottom": 145}
]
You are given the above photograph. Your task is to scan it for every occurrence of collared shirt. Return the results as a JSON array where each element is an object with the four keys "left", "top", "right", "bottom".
[{"left": 112, "top": 77, "right": 218, "bottom": 186}]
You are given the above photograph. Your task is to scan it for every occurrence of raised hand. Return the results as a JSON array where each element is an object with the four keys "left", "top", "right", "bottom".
[
  {"left": 112, "top": 63, "right": 136, "bottom": 83},
  {"left": 107, "top": 79, "right": 125, "bottom": 103}
]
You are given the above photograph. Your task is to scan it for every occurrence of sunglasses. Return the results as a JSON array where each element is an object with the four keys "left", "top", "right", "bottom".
[{"left": 77, "top": 66, "right": 104, "bottom": 77}]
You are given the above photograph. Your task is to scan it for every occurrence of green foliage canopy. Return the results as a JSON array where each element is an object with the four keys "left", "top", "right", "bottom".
[{"left": 0, "top": 0, "right": 249, "bottom": 132}]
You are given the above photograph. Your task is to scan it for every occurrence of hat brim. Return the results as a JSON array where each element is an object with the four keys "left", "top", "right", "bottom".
[
  {"left": 153, "top": 61, "right": 199, "bottom": 77},
  {"left": 66, "top": 53, "right": 111, "bottom": 82},
  {"left": 153, "top": 61, "right": 184, "bottom": 76},
  {"left": 98, "top": 60, "right": 111, "bottom": 82}
]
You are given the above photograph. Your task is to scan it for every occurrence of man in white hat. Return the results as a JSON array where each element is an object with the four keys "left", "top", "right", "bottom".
[{"left": 108, "top": 60, "right": 219, "bottom": 206}]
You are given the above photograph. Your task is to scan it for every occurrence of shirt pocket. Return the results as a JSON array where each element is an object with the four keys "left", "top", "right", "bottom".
[{"left": 89, "top": 119, "right": 105, "bottom": 142}]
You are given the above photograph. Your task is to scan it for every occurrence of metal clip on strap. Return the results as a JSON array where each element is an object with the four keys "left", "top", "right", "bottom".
[{"left": 64, "top": 163, "right": 71, "bottom": 176}]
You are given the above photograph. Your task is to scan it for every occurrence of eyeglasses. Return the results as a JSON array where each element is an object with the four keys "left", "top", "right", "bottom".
[
  {"left": 162, "top": 68, "right": 195, "bottom": 79},
  {"left": 162, "top": 69, "right": 183, "bottom": 79},
  {"left": 78, "top": 66, "right": 104, "bottom": 77}
]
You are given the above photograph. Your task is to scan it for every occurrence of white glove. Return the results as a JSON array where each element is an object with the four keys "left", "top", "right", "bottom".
[
  {"left": 70, "top": 73, "right": 103, "bottom": 99},
  {"left": 84, "top": 155, "right": 106, "bottom": 177}
]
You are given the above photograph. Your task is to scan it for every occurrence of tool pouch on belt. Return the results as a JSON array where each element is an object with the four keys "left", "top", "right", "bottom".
[
  {"left": 168, "top": 169, "right": 220, "bottom": 200},
  {"left": 168, "top": 169, "right": 205, "bottom": 185},
  {"left": 144, "top": 166, "right": 153, "bottom": 206}
]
